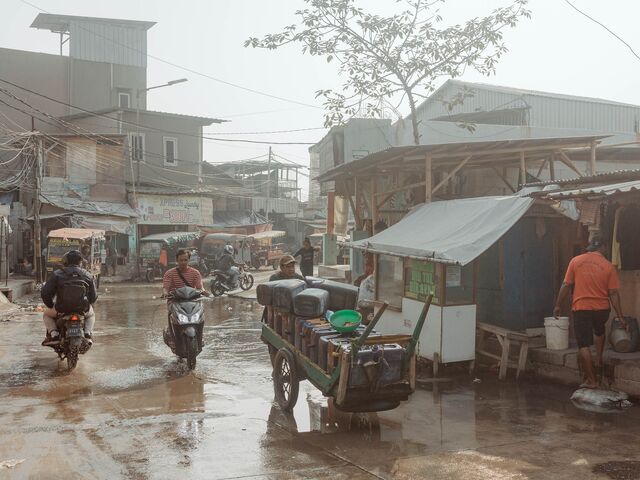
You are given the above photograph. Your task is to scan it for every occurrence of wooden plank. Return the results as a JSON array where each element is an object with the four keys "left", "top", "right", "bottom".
[
  {"left": 499, "top": 338, "right": 511, "bottom": 380},
  {"left": 549, "top": 154, "right": 555, "bottom": 180},
  {"left": 409, "top": 354, "right": 416, "bottom": 391},
  {"left": 342, "top": 179, "right": 361, "bottom": 229},
  {"left": 491, "top": 167, "right": 516, "bottom": 193},
  {"left": 536, "top": 158, "right": 548, "bottom": 178},
  {"left": 374, "top": 179, "right": 426, "bottom": 198},
  {"left": 590, "top": 140, "right": 597, "bottom": 175},
  {"left": 432, "top": 155, "right": 472, "bottom": 195},
  {"left": 360, "top": 334, "right": 413, "bottom": 346},
  {"left": 335, "top": 351, "right": 351, "bottom": 405},
  {"left": 519, "top": 151, "right": 526, "bottom": 187},
  {"left": 517, "top": 342, "right": 529, "bottom": 380},
  {"left": 557, "top": 150, "right": 584, "bottom": 177}
]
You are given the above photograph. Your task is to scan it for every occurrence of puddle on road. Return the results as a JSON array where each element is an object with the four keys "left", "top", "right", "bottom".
[{"left": 5, "top": 283, "right": 640, "bottom": 479}]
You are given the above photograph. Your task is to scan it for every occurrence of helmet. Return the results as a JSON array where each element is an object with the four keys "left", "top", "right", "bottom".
[
  {"left": 224, "top": 245, "right": 234, "bottom": 255},
  {"left": 62, "top": 249, "right": 83, "bottom": 266}
]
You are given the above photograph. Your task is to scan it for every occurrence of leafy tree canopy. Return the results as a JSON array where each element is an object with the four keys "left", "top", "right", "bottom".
[{"left": 246, "top": 0, "right": 530, "bottom": 144}]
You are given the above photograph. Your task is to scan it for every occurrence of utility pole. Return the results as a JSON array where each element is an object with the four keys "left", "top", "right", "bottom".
[
  {"left": 266, "top": 146, "right": 272, "bottom": 222},
  {"left": 33, "top": 136, "right": 43, "bottom": 283}
]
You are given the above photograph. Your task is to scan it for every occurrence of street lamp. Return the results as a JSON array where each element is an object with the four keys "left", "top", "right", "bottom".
[{"left": 133, "top": 78, "right": 188, "bottom": 279}]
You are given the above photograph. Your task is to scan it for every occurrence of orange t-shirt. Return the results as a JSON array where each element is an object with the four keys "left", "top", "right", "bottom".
[{"left": 564, "top": 252, "right": 620, "bottom": 311}]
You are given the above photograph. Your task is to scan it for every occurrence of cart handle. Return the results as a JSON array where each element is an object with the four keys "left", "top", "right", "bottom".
[
  {"left": 405, "top": 294, "right": 433, "bottom": 359},
  {"left": 351, "top": 301, "right": 388, "bottom": 357}
]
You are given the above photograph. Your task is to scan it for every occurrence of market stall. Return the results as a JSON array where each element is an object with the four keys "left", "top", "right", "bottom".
[{"left": 348, "top": 195, "right": 534, "bottom": 374}]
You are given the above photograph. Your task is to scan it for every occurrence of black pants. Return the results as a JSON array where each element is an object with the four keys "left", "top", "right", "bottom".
[
  {"left": 300, "top": 263, "right": 313, "bottom": 277},
  {"left": 573, "top": 310, "right": 609, "bottom": 348}
]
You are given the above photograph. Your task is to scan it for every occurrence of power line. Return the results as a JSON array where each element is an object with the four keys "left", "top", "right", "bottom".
[
  {"left": 0, "top": 76, "right": 316, "bottom": 145},
  {"left": 563, "top": 0, "right": 640, "bottom": 62},
  {"left": 206, "top": 126, "right": 326, "bottom": 136},
  {"left": 19, "top": 0, "right": 322, "bottom": 110}
]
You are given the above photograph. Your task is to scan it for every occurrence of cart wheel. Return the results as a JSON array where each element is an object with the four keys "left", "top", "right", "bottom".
[
  {"left": 273, "top": 348, "right": 299, "bottom": 412},
  {"left": 432, "top": 352, "right": 440, "bottom": 378}
]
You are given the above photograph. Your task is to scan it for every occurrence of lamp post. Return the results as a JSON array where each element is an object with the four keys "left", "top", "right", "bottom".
[{"left": 133, "top": 78, "right": 188, "bottom": 279}]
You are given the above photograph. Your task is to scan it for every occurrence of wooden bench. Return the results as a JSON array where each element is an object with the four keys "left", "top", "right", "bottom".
[{"left": 476, "top": 322, "right": 529, "bottom": 380}]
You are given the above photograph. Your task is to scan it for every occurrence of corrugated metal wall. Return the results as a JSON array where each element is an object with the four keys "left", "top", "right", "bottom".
[
  {"left": 70, "top": 20, "right": 147, "bottom": 67},
  {"left": 415, "top": 81, "right": 640, "bottom": 135}
]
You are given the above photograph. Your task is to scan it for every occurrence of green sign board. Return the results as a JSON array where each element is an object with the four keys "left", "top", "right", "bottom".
[{"left": 404, "top": 259, "right": 439, "bottom": 304}]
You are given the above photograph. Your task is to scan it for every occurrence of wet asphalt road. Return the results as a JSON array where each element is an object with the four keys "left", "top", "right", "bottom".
[{"left": 2, "top": 282, "right": 640, "bottom": 479}]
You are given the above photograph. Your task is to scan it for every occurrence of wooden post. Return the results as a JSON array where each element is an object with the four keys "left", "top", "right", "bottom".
[
  {"left": 590, "top": 140, "right": 597, "bottom": 176},
  {"left": 519, "top": 151, "right": 526, "bottom": 188},
  {"left": 425, "top": 154, "right": 433, "bottom": 203},
  {"left": 326, "top": 191, "right": 335, "bottom": 234},
  {"left": 549, "top": 154, "right": 555, "bottom": 180},
  {"left": 370, "top": 177, "right": 378, "bottom": 227}
]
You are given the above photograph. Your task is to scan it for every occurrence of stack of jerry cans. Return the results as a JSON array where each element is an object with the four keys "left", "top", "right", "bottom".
[
  {"left": 256, "top": 281, "right": 278, "bottom": 328},
  {"left": 272, "top": 279, "right": 306, "bottom": 341},
  {"left": 293, "top": 288, "right": 331, "bottom": 353},
  {"left": 306, "top": 277, "right": 359, "bottom": 311}
]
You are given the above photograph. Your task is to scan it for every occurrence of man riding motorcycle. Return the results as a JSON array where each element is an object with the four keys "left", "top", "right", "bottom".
[
  {"left": 41, "top": 249, "right": 98, "bottom": 346},
  {"left": 218, "top": 244, "right": 243, "bottom": 289}
]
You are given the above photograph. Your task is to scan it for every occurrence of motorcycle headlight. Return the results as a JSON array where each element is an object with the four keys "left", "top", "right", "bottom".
[
  {"left": 190, "top": 310, "right": 203, "bottom": 323},
  {"left": 177, "top": 313, "right": 189, "bottom": 324}
]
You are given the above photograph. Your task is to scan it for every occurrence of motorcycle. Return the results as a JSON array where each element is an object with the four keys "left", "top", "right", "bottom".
[
  {"left": 210, "top": 265, "right": 254, "bottom": 297},
  {"left": 163, "top": 287, "right": 206, "bottom": 370},
  {"left": 46, "top": 313, "right": 92, "bottom": 371}
]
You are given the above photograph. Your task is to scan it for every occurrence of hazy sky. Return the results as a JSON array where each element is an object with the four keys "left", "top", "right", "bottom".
[{"left": 2, "top": 0, "right": 640, "bottom": 194}]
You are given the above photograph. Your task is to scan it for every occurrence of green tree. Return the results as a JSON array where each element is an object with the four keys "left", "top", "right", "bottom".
[{"left": 246, "top": 0, "right": 530, "bottom": 145}]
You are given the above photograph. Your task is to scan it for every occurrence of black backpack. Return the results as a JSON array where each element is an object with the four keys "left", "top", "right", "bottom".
[{"left": 57, "top": 271, "right": 90, "bottom": 314}]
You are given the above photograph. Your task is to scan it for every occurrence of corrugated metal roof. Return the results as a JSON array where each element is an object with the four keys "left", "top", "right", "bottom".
[
  {"left": 31, "top": 13, "right": 156, "bottom": 32},
  {"left": 41, "top": 194, "right": 137, "bottom": 218},
  {"left": 542, "top": 179, "right": 640, "bottom": 199},
  {"left": 525, "top": 168, "right": 640, "bottom": 187}
]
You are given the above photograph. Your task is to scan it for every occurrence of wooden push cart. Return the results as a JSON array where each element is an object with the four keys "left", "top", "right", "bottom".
[{"left": 261, "top": 296, "right": 432, "bottom": 413}]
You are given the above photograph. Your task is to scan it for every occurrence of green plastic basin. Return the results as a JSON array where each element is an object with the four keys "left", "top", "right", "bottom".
[{"left": 329, "top": 309, "right": 362, "bottom": 333}]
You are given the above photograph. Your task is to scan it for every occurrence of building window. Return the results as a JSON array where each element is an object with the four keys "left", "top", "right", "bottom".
[
  {"left": 128, "top": 132, "right": 145, "bottom": 163},
  {"left": 118, "top": 92, "right": 130, "bottom": 108},
  {"left": 163, "top": 137, "right": 178, "bottom": 166}
]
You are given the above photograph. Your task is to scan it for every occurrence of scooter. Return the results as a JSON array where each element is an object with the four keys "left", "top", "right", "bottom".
[
  {"left": 163, "top": 287, "right": 206, "bottom": 370},
  {"left": 46, "top": 313, "right": 92, "bottom": 371},
  {"left": 210, "top": 265, "right": 254, "bottom": 297}
]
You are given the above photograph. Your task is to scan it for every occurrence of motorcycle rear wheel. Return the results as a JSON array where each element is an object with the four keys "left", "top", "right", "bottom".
[
  {"left": 239, "top": 274, "right": 254, "bottom": 291},
  {"left": 67, "top": 346, "right": 79, "bottom": 371}
]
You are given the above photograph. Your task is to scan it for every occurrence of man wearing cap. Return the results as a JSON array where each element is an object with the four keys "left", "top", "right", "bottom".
[
  {"left": 270, "top": 255, "right": 305, "bottom": 281},
  {"left": 553, "top": 235, "right": 626, "bottom": 388}
]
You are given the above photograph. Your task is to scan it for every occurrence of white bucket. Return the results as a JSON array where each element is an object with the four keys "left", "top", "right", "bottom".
[{"left": 544, "top": 317, "right": 570, "bottom": 350}]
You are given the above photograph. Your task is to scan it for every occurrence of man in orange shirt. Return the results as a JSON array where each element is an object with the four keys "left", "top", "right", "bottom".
[{"left": 553, "top": 235, "right": 625, "bottom": 388}]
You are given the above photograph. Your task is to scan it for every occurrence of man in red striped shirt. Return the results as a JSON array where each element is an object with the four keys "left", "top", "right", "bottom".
[{"left": 162, "top": 249, "right": 207, "bottom": 296}]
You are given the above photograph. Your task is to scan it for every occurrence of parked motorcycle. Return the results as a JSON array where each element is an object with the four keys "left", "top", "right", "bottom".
[
  {"left": 210, "top": 265, "right": 254, "bottom": 296},
  {"left": 163, "top": 287, "right": 206, "bottom": 370},
  {"left": 45, "top": 313, "right": 92, "bottom": 371}
]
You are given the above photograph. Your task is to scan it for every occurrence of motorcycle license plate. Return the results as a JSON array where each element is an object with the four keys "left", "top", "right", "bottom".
[{"left": 67, "top": 325, "right": 82, "bottom": 336}]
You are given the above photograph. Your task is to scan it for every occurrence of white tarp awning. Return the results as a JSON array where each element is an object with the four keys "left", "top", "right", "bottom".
[{"left": 348, "top": 196, "right": 534, "bottom": 265}]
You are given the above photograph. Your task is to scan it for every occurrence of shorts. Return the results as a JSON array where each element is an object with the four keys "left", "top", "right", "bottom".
[{"left": 573, "top": 310, "right": 610, "bottom": 348}]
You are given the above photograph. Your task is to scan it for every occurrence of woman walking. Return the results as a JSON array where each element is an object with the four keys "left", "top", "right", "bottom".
[{"left": 293, "top": 237, "right": 317, "bottom": 277}]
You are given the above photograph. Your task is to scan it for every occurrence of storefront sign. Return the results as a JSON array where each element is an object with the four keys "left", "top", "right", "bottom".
[
  {"left": 405, "top": 259, "right": 440, "bottom": 304},
  {"left": 136, "top": 195, "right": 213, "bottom": 225}
]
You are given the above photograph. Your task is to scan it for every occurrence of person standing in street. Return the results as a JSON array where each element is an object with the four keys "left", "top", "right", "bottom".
[
  {"left": 293, "top": 237, "right": 317, "bottom": 277},
  {"left": 553, "top": 235, "right": 626, "bottom": 389}
]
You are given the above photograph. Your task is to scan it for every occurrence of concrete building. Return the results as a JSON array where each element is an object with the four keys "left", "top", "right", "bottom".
[{"left": 0, "top": 13, "right": 245, "bottom": 275}]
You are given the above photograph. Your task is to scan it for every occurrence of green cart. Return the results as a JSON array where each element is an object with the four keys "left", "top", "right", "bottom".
[{"left": 261, "top": 296, "right": 432, "bottom": 413}]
